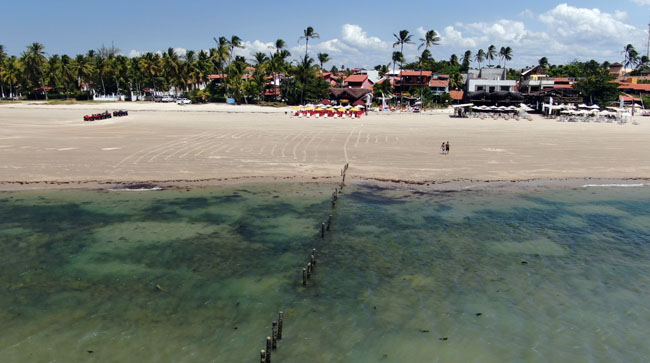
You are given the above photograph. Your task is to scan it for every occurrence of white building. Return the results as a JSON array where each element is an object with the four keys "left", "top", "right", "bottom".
[{"left": 465, "top": 68, "right": 516, "bottom": 93}]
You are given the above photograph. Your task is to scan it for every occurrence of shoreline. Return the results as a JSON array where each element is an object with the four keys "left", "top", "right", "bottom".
[{"left": 1, "top": 175, "right": 648, "bottom": 193}]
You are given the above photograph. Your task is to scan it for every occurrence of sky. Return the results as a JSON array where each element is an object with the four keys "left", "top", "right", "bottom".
[{"left": 3, "top": 0, "right": 650, "bottom": 69}]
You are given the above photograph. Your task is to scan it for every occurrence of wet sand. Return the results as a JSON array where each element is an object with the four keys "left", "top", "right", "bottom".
[{"left": 1, "top": 102, "right": 649, "bottom": 190}]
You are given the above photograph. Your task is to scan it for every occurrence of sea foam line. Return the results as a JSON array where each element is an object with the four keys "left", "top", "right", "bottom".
[
  {"left": 582, "top": 183, "right": 646, "bottom": 188},
  {"left": 107, "top": 187, "right": 163, "bottom": 192}
]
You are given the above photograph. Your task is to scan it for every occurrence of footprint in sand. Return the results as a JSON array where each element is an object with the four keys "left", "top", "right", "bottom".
[
  {"left": 101, "top": 148, "right": 121, "bottom": 151},
  {"left": 57, "top": 147, "right": 78, "bottom": 151}
]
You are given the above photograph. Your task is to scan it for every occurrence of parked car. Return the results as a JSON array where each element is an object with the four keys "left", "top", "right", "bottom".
[
  {"left": 161, "top": 96, "right": 175, "bottom": 103},
  {"left": 152, "top": 95, "right": 163, "bottom": 102},
  {"left": 176, "top": 98, "right": 192, "bottom": 105}
]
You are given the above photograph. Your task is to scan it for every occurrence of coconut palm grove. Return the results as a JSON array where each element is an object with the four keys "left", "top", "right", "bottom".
[{"left": 0, "top": 26, "right": 646, "bottom": 107}]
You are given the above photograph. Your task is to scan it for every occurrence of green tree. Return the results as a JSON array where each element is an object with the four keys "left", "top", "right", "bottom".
[
  {"left": 300, "top": 26, "right": 320, "bottom": 58},
  {"left": 499, "top": 46, "right": 513, "bottom": 69},
  {"left": 461, "top": 50, "right": 472, "bottom": 71},
  {"left": 574, "top": 60, "right": 619, "bottom": 106},
  {"left": 622, "top": 44, "right": 639, "bottom": 73},
  {"left": 391, "top": 51, "right": 405, "bottom": 75},
  {"left": 487, "top": 45, "right": 496, "bottom": 67},
  {"left": 474, "top": 49, "right": 486, "bottom": 69},
  {"left": 317, "top": 52, "right": 331, "bottom": 70},
  {"left": 22, "top": 42, "right": 48, "bottom": 99},
  {"left": 392, "top": 29, "right": 413, "bottom": 72}
]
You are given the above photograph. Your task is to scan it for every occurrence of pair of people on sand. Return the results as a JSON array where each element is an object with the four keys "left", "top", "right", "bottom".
[{"left": 441, "top": 141, "right": 450, "bottom": 155}]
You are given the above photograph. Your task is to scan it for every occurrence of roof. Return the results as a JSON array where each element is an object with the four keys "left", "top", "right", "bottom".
[
  {"left": 429, "top": 79, "right": 449, "bottom": 88},
  {"left": 330, "top": 87, "right": 372, "bottom": 100},
  {"left": 450, "top": 90, "right": 464, "bottom": 100},
  {"left": 552, "top": 77, "right": 571, "bottom": 82},
  {"left": 400, "top": 70, "right": 432, "bottom": 77},
  {"left": 618, "top": 83, "right": 650, "bottom": 92},
  {"left": 467, "top": 68, "right": 507, "bottom": 80},
  {"left": 620, "top": 93, "right": 641, "bottom": 102},
  {"left": 208, "top": 74, "right": 227, "bottom": 79},
  {"left": 434, "top": 74, "right": 450, "bottom": 79},
  {"left": 553, "top": 84, "right": 573, "bottom": 89},
  {"left": 345, "top": 74, "right": 369, "bottom": 83}
]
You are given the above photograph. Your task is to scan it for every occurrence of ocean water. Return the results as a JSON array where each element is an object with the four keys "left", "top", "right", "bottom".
[{"left": 0, "top": 183, "right": 649, "bottom": 362}]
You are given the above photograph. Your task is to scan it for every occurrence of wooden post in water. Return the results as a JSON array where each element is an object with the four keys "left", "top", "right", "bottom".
[
  {"left": 302, "top": 268, "right": 307, "bottom": 285},
  {"left": 327, "top": 214, "right": 332, "bottom": 230},
  {"left": 272, "top": 321, "right": 278, "bottom": 350},
  {"left": 310, "top": 254, "right": 316, "bottom": 269},
  {"left": 260, "top": 350, "right": 266, "bottom": 363},
  {"left": 321, "top": 222, "right": 325, "bottom": 238},
  {"left": 278, "top": 312, "right": 284, "bottom": 340},
  {"left": 265, "top": 337, "right": 272, "bottom": 363},
  {"left": 307, "top": 263, "right": 312, "bottom": 279}
]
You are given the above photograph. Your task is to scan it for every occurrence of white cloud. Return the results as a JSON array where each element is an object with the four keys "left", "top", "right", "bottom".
[
  {"left": 539, "top": 4, "right": 643, "bottom": 47},
  {"left": 233, "top": 40, "right": 275, "bottom": 60},
  {"left": 128, "top": 49, "right": 141, "bottom": 58},
  {"left": 440, "top": 26, "right": 478, "bottom": 48},
  {"left": 632, "top": 0, "right": 650, "bottom": 5},
  {"left": 341, "top": 24, "right": 390, "bottom": 50}
]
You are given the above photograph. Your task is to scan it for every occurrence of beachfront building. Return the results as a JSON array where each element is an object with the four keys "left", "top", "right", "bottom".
[
  {"left": 465, "top": 68, "right": 516, "bottom": 93},
  {"left": 397, "top": 70, "right": 433, "bottom": 94},
  {"left": 344, "top": 74, "right": 374, "bottom": 89},
  {"left": 429, "top": 73, "right": 450, "bottom": 95},
  {"left": 519, "top": 66, "right": 554, "bottom": 93}
]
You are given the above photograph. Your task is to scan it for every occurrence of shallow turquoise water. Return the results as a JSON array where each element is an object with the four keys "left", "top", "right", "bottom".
[{"left": 0, "top": 184, "right": 649, "bottom": 362}]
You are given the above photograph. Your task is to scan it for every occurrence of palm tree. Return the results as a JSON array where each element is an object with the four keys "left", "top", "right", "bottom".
[
  {"left": 140, "top": 52, "right": 162, "bottom": 92},
  {"left": 0, "top": 45, "right": 6, "bottom": 97},
  {"left": 22, "top": 42, "right": 48, "bottom": 99},
  {"left": 417, "top": 30, "right": 440, "bottom": 100},
  {"left": 449, "top": 54, "right": 459, "bottom": 67},
  {"left": 392, "top": 30, "right": 414, "bottom": 72},
  {"left": 212, "top": 36, "right": 230, "bottom": 74},
  {"left": 228, "top": 35, "right": 244, "bottom": 66},
  {"left": 622, "top": 44, "right": 639, "bottom": 73},
  {"left": 461, "top": 50, "right": 472, "bottom": 69},
  {"left": 474, "top": 49, "right": 486, "bottom": 69},
  {"left": 300, "top": 26, "right": 320, "bottom": 58},
  {"left": 317, "top": 53, "right": 331, "bottom": 70},
  {"left": 418, "top": 30, "right": 440, "bottom": 54},
  {"left": 391, "top": 51, "right": 405, "bottom": 75},
  {"left": 500, "top": 46, "right": 513, "bottom": 69},
  {"left": 487, "top": 45, "right": 496, "bottom": 67},
  {"left": 1, "top": 56, "right": 20, "bottom": 98},
  {"left": 538, "top": 57, "right": 549, "bottom": 69}
]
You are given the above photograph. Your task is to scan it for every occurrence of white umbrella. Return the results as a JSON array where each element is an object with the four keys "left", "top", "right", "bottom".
[
  {"left": 588, "top": 105, "right": 600, "bottom": 109},
  {"left": 507, "top": 106, "right": 517, "bottom": 110},
  {"left": 578, "top": 103, "right": 589, "bottom": 108},
  {"left": 489, "top": 106, "right": 498, "bottom": 110},
  {"left": 498, "top": 106, "right": 507, "bottom": 111},
  {"left": 356, "top": 105, "right": 365, "bottom": 109}
]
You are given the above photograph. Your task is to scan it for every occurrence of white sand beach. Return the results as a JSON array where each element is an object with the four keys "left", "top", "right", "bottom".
[{"left": 1, "top": 101, "right": 649, "bottom": 189}]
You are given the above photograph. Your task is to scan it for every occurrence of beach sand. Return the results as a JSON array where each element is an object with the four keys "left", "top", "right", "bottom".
[{"left": 1, "top": 101, "right": 649, "bottom": 190}]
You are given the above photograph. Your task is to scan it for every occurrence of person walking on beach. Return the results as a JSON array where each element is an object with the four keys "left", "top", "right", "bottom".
[
  {"left": 441, "top": 142, "right": 446, "bottom": 155},
  {"left": 445, "top": 141, "right": 450, "bottom": 155}
]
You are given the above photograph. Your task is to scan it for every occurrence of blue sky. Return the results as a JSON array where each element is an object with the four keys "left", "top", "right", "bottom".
[{"left": 4, "top": 1, "right": 650, "bottom": 68}]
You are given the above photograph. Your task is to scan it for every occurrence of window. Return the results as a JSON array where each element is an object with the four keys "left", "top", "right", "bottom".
[
  {"left": 489, "top": 86, "right": 496, "bottom": 93},
  {"left": 476, "top": 86, "right": 485, "bottom": 91},
  {"left": 500, "top": 86, "right": 510, "bottom": 91}
]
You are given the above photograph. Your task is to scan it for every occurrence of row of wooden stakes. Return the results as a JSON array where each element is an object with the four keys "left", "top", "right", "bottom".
[{"left": 259, "top": 312, "right": 284, "bottom": 363}]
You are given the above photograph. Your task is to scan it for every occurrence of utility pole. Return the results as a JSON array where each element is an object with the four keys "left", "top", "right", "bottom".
[{"left": 646, "top": 14, "right": 650, "bottom": 59}]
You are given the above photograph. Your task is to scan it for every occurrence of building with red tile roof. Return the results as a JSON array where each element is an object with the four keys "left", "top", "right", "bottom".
[{"left": 344, "top": 74, "right": 374, "bottom": 89}]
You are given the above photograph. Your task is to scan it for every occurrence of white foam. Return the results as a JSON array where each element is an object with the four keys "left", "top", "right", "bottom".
[
  {"left": 583, "top": 183, "right": 646, "bottom": 188},
  {"left": 107, "top": 187, "right": 163, "bottom": 192}
]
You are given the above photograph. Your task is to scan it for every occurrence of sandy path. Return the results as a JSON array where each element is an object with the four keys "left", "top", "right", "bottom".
[{"left": 1, "top": 102, "right": 649, "bottom": 187}]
